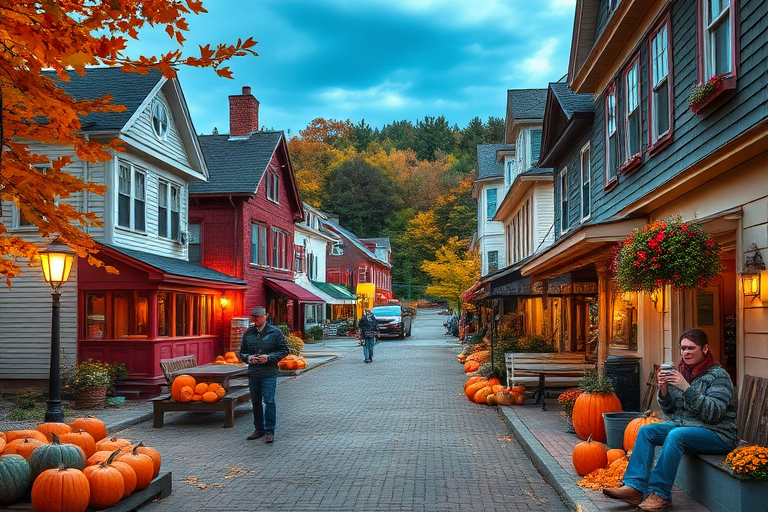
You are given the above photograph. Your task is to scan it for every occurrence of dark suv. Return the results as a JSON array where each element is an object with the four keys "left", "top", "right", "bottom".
[{"left": 371, "top": 305, "right": 415, "bottom": 339}]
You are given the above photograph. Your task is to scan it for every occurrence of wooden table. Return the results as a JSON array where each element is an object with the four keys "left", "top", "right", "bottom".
[
  {"left": 169, "top": 363, "right": 248, "bottom": 389},
  {"left": 525, "top": 367, "right": 594, "bottom": 410}
]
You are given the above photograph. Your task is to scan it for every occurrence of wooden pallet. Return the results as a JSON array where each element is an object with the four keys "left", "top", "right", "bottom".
[{"left": 150, "top": 385, "right": 251, "bottom": 428}]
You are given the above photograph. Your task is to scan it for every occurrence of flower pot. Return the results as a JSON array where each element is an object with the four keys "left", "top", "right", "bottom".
[
  {"left": 74, "top": 385, "right": 107, "bottom": 409},
  {"left": 603, "top": 411, "right": 642, "bottom": 450}
]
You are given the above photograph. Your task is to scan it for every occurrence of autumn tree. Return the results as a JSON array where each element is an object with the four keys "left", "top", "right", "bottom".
[
  {"left": 413, "top": 115, "right": 456, "bottom": 161},
  {"left": 287, "top": 137, "right": 349, "bottom": 207},
  {"left": 422, "top": 237, "right": 480, "bottom": 311},
  {"left": 0, "top": 0, "right": 257, "bottom": 285}
]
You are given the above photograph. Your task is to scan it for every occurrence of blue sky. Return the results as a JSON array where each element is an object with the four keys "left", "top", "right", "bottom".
[{"left": 130, "top": 0, "right": 577, "bottom": 137}]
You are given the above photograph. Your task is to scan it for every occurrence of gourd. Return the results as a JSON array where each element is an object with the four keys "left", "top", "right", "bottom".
[
  {"left": 95, "top": 436, "right": 131, "bottom": 452},
  {"left": 623, "top": 411, "right": 663, "bottom": 451},
  {"left": 0, "top": 454, "right": 31, "bottom": 506},
  {"left": 36, "top": 422, "right": 73, "bottom": 442},
  {"left": 171, "top": 374, "right": 196, "bottom": 401},
  {"left": 463, "top": 360, "right": 480, "bottom": 373},
  {"left": 87, "top": 450, "right": 117, "bottom": 466},
  {"left": 115, "top": 445, "right": 155, "bottom": 490},
  {"left": 465, "top": 376, "right": 485, "bottom": 389},
  {"left": 83, "top": 450, "right": 124, "bottom": 509},
  {"left": 572, "top": 435, "right": 608, "bottom": 476},
  {"left": 465, "top": 380, "right": 489, "bottom": 401},
  {"left": 179, "top": 385, "right": 194, "bottom": 402},
  {"left": 194, "top": 382, "right": 209, "bottom": 395},
  {"left": 28, "top": 433, "right": 87, "bottom": 481},
  {"left": 31, "top": 466, "right": 90, "bottom": 512},
  {"left": 68, "top": 415, "right": 107, "bottom": 442},
  {"left": 203, "top": 391, "right": 219, "bottom": 403},
  {"left": 59, "top": 430, "right": 97, "bottom": 458}
]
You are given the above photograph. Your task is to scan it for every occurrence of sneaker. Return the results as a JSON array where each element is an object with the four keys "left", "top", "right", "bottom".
[
  {"left": 264, "top": 433, "right": 274, "bottom": 444},
  {"left": 603, "top": 485, "right": 643, "bottom": 506},
  {"left": 246, "top": 430, "right": 265, "bottom": 440},
  {"left": 364, "top": 359, "right": 371, "bottom": 363},
  {"left": 638, "top": 493, "right": 672, "bottom": 511}
]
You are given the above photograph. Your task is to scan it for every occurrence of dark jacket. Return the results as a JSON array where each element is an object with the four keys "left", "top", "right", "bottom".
[
  {"left": 239, "top": 323, "right": 289, "bottom": 379},
  {"left": 358, "top": 314, "right": 379, "bottom": 338}
]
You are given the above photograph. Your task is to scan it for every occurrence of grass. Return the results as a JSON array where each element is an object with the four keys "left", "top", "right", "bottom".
[{"left": 0, "top": 388, "right": 71, "bottom": 422}]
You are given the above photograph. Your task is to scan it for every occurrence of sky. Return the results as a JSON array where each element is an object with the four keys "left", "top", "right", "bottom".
[{"left": 129, "top": 0, "right": 577, "bottom": 137}]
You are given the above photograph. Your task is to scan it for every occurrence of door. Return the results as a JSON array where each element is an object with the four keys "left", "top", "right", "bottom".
[{"left": 694, "top": 285, "right": 721, "bottom": 363}]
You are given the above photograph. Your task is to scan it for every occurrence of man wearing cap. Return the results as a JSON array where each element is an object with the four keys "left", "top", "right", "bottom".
[{"left": 239, "top": 306, "right": 289, "bottom": 443}]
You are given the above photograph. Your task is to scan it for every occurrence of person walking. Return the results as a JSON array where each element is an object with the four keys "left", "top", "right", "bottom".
[
  {"left": 239, "top": 306, "right": 289, "bottom": 443},
  {"left": 603, "top": 328, "right": 738, "bottom": 511},
  {"left": 357, "top": 309, "right": 379, "bottom": 363}
]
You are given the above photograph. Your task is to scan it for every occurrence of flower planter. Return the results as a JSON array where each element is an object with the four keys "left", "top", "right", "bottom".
[{"left": 74, "top": 385, "right": 107, "bottom": 409}]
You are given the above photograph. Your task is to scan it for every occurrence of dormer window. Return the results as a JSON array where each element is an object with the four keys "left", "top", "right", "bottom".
[{"left": 151, "top": 99, "right": 169, "bottom": 140}]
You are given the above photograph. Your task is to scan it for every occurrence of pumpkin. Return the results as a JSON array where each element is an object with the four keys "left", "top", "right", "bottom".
[
  {"left": 214, "top": 387, "right": 226, "bottom": 398},
  {"left": 0, "top": 454, "right": 31, "bottom": 506},
  {"left": 203, "top": 391, "right": 219, "bottom": 403},
  {"left": 115, "top": 446, "right": 154, "bottom": 490},
  {"left": 4, "top": 438, "right": 45, "bottom": 460},
  {"left": 59, "top": 430, "right": 97, "bottom": 458},
  {"left": 135, "top": 442, "right": 161, "bottom": 478},
  {"left": 0, "top": 437, "right": 5, "bottom": 454},
  {"left": 207, "top": 382, "right": 224, "bottom": 393},
  {"left": 36, "top": 422, "right": 73, "bottom": 442},
  {"left": 178, "top": 385, "right": 194, "bottom": 402},
  {"left": 95, "top": 436, "right": 131, "bottom": 452},
  {"left": 295, "top": 357, "right": 307, "bottom": 369},
  {"left": 607, "top": 448, "right": 626, "bottom": 466},
  {"left": 0, "top": 431, "right": 6, "bottom": 442},
  {"left": 486, "top": 394, "right": 498, "bottom": 406},
  {"left": 487, "top": 377, "right": 501, "bottom": 386},
  {"left": 194, "top": 382, "right": 209, "bottom": 395},
  {"left": 68, "top": 415, "right": 107, "bottom": 442},
  {"left": 28, "top": 433, "right": 87, "bottom": 481},
  {"left": 473, "top": 386, "right": 494, "bottom": 404},
  {"left": 464, "top": 360, "right": 480, "bottom": 373},
  {"left": 192, "top": 393, "right": 203, "bottom": 401},
  {"left": 87, "top": 450, "right": 118, "bottom": 466},
  {"left": 494, "top": 392, "right": 515, "bottom": 405},
  {"left": 31, "top": 466, "right": 90, "bottom": 512},
  {"left": 111, "top": 459, "right": 137, "bottom": 497},
  {"left": 513, "top": 393, "right": 526, "bottom": 405},
  {"left": 224, "top": 351, "right": 240, "bottom": 362},
  {"left": 491, "top": 384, "right": 506, "bottom": 394},
  {"left": 572, "top": 435, "right": 608, "bottom": 476},
  {"left": 465, "top": 380, "right": 489, "bottom": 401},
  {"left": 6, "top": 429, "right": 48, "bottom": 443},
  {"left": 571, "top": 392, "right": 623, "bottom": 442},
  {"left": 623, "top": 411, "right": 663, "bottom": 451},
  {"left": 510, "top": 385, "right": 526, "bottom": 394},
  {"left": 171, "top": 374, "right": 196, "bottom": 401},
  {"left": 215, "top": 355, "right": 226, "bottom": 362},
  {"left": 83, "top": 450, "right": 124, "bottom": 509},
  {"left": 465, "top": 376, "right": 485, "bottom": 389}
]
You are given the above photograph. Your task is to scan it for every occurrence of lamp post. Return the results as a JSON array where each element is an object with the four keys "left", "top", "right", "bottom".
[{"left": 39, "top": 236, "right": 75, "bottom": 422}]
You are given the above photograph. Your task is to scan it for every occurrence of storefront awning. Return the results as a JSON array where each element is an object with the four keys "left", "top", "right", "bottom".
[
  {"left": 264, "top": 277, "right": 323, "bottom": 303},
  {"left": 311, "top": 281, "right": 357, "bottom": 303}
]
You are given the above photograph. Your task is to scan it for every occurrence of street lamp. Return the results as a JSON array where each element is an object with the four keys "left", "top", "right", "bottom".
[{"left": 39, "top": 236, "right": 75, "bottom": 422}]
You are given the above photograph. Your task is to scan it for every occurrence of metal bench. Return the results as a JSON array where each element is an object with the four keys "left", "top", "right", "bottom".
[{"left": 150, "top": 385, "right": 251, "bottom": 428}]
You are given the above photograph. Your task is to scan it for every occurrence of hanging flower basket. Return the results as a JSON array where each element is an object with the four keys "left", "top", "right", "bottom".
[{"left": 611, "top": 216, "right": 723, "bottom": 294}]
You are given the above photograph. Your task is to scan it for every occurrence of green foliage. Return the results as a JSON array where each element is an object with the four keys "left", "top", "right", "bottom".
[
  {"left": 414, "top": 115, "right": 456, "bottom": 161},
  {"left": 277, "top": 324, "right": 290, "bottom": 337},
  {"left": 66, "top": 359, "right": 128, "bottom": 394},
  {"left": 578, "top": 371, "right": 616, "bottom": 394},
  {"left": 285, "top": 333, "right": 304, "bottom": 355},
  {"left": 305, "top": 325, "right": 324, "bottom": 341},
  {"left": 476, "top": 362, "right": 495, "bottom": 379}
]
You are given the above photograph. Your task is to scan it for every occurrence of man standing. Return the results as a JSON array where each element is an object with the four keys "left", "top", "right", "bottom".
[
  {"left": 239, "top": 306, "right": 289, "bottom": 443},
  {"left": 357, "top": 309, "right": 379, "bottom": 363}
]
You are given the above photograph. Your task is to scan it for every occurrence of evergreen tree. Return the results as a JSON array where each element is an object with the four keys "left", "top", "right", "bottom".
[{"left": 414, "top": 115, "right": 455, "bottom": 161}]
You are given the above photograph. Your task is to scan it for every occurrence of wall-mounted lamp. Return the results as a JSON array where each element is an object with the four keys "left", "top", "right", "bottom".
[
  {"left": 741, "top": 243, "right": 765, "bottom": 299},
  {"left": 649, "top": 290, "right": 659, "bottom": 308},
  {"left": 219, "top": 296, "right": 229, "bottom": 309}
]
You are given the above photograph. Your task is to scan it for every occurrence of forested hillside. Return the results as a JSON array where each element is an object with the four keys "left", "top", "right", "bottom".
[{"left": 287, "top": 115, "right": 503, "bottom": 300}]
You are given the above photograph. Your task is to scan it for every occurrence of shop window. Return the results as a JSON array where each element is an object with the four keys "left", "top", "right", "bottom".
[
  {"left": 112, "top": 291, "right": 148, "bottom": 338},
  {"left": 86, "top": 293, "right": 106, "bottom": 339},
  {"left": 175, "top": 293, "right": 189, "bottom": 336},
  {"left": 158, "top": 292, "right": 171, "bottom": 337},
  {"left": 611, "top": 291, "right": 638, "bottom": 350}
]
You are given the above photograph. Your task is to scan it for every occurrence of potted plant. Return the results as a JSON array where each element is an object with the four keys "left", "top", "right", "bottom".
[{"left": 66, "top": 359, "right": 128, "bottom": 409}]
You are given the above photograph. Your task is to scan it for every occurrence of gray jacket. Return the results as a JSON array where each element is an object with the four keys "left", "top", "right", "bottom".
[
  {"left": 657, "top": 365, "right": 738, "bottom": 448},
  {"left": 239, "top": 323, "right": 289, "bottom": 379}
]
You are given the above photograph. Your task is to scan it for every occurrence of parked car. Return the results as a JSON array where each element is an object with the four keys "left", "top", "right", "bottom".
[{"left": 371, "top": 305, "right": 415, "bottom": 339}]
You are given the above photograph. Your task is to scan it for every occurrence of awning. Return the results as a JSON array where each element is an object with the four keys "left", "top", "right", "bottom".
[
  {"left": 311, "top": 281, "right": 357, "bottom": 303},
  {"left": 264, "top": 277, "right": 323, "bottom": 303}
]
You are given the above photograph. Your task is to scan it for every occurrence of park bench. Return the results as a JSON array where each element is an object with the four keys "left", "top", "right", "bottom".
[
  {"left": 505, "top": 352, "right": 595, "bottom": 409},
  {"left": 159, "top": 355, "right": 198, "bottom": 389},
  {"left": 674, "top": 374, "right": 768, "bottom": 512}
]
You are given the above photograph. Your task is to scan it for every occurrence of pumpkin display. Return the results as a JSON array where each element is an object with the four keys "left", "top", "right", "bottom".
[
  {"left": 83, "top": 450, "right": 125, "bottom": 509},
  {"left": 278, "top": 354, "right": 307, "bottom": 370},
  {"left": 136, "top": 442, "right": 162, "bottom": 479},
  {"left": 59, "top": 430, "right": 97, "bottom": 458},
  {"left": 571, "top": 392, "right": 623, "bottom": 442},
  {"left": 111, "top": 458, "right": 137, "bottom": 497},
  {"left": 4, "top": 438, "right": 45, "bottom": 460},
  {"left": 203, "top": 391, "right": 219, "bottom": 403},
  {"left": 194, "top": 382, "right": 209, "bottom": 395},
  {"left": 214, "top": 386, "right": 226, "bottom": 398},
  {"left": 487, "top": 377, "right": 501, "bottom": 386},
  {"left": 214, "top": 355, "right": 227, "bottom": 365},
  {"left": 171, "top": 374, "right": 196, "bottom": 401},
  {"left": 36, "top": 422, "right": 73, "bottom": 442},
  {"left": 192, "top": 393, "right": 203, "bottom": 401},
  {"left": 224, "top": 351, "right": 241, "bottom": 363},
  {"left": 87, "top": 450, "right": 118, "bottom": 466},
  {"left": 6, "top": 429, "right": 48, "bottom": 443},
  {"left": 31, "top": 466, "right": 90, "bottom": 512},
  {"left": 207, "top": 382, "right": 224, "bottom": 393},
  {"left": 465, "top": 380, "right": 489, "bottom": 401},
  {"left": 68, "top": 415, "right": 107, "bottom": 443},
  {"left": 0, "top": 437, "right": 5, "bottom": 454},
  {"left": 178, "top": 385, "right": 194, "bottom": 402},
  {"left": 95, "top": 436, "right": 131, "bottom": 452},
  {"left": 0, "top": 454, "right": 31, "bottom": 506},
  {"left": 463, "top": 360, "right": 480, "bottom": 373},
  {"left": 509, "top": 385, "right": 526, "bottom": 394},
  {"left": 465, "top": 376, "right": 485, "bottom": 389},
  {"left": 115, "top": 446, "right": 154, "bottom": 490},
  {"left": 623, "top": 411, "right": 663, "bottom": 451},
  {"left": 572, "top": 435, "right": 609, "bottom": 476},
  {"left": 28, "top": 433, "right": 87, "bottom": 481},
  {"left": 473, "top": 386, "right": 494, "bottom": 404},
  {"left": 607, "top": 448, "right": 626, "bottom": 465}
]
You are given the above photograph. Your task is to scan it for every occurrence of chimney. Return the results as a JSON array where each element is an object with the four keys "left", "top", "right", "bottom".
[{"left": 229, "top": 86, "right": 259, "bottom": 136}]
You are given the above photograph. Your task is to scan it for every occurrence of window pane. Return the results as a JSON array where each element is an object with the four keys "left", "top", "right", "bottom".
[
  {"left": 628, "top": 110, "right": 641, "bottom": 156},
  {"left": 486, "top": 188, "right": 497, "bottom": 218},
  {"left": 714, "top": 20, "right": 731, "bottom": 75},
  {"left": 609, "top": 134, "right": 619, "bottom": 179},
  {"left": 118, "top": 164, "right": 131, "bottom": 227},
  {"left": 87, "top": 293, "right": 106, "bottom": 339},
  {"left": 581, "top": 148, "right": 590, "bottom": 219},
  {"left": 158, "top": 292, "right": 170, "bottom": 336},
  {"left": 113, "top": 292, "right": 129, "bottom": 338},
  {"left": 654, "top": 82, "right": 670, "bottom": 136},
  {"left": 175, "top": 294, "right": 188, "bottom": 336},
  {"left": 251, "top": 224, "right": 259, "bottom": 264},
  {"left": 259, "top": 225, "right": 268, "bottom": 264},
  {"left": 134, "top": 172, "right": 145, "bottom": 231}
]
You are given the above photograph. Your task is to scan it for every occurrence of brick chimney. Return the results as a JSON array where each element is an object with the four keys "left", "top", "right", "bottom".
[{"left": 229, "top": 86, "right": 259, "bottom": 136}]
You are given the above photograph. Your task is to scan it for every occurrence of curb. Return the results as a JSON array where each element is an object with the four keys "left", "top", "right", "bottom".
[{"left": 499, "top": 406, "right": 598, "bottom": 512}]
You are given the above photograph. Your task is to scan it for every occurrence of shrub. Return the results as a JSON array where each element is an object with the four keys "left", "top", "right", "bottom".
[{"left": 306, "top": 326, "right": 324, "bottom": 341}]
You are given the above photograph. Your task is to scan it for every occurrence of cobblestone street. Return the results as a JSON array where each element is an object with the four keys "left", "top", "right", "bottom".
[{"left": 113, "top": 310, "right": 568, "bottom": 512}]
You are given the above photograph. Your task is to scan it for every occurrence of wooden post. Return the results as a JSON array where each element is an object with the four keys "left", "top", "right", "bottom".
[{"left": 597, "top": 264, "right": 612, "bottom": 375}]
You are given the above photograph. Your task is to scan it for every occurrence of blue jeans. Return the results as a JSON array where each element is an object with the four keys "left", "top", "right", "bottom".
[
  {"left": 248, "top": 377, "right": 277, "bottom": 433},
  {"left": 363, "top": 336, "right": 375, "bottom": 361},
  {"left": 623, "top": 422, "right": 731, "bottom": 499}
]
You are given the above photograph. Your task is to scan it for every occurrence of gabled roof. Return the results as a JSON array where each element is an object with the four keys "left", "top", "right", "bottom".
[
  {"left": 476, "top": 144, "right": 507, "bottom": 180},
  {"left": 550, "top": 82, "right": 595, "bottom": 118},
  {"left": 321, "top": 220, "right": 392, "bottom": 268},
  {"left": 539, "top": 81, "right": 594, "bottom": 168},
  {"left": 504, "top": 89, "right": 548, "bottom": 144},
  {"left": 44, "top": 67, "right": 163, "bottom": 131}
]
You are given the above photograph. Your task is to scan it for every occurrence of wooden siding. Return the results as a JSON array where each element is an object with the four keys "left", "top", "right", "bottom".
[
  {"left": 125, "top": 91, "right": 191, "bottom": 170},
  {"left": 533, "top": 185, "right": 555, "bottom": 251},
  {"left": 742, "top": 195, "right": 768, "bottom": 379}
]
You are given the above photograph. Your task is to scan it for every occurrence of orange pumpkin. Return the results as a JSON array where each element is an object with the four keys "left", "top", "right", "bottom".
[
  {"left": 111, "top": 459, "right": 137, "bottom": 497},
  {"left": 178, "top": 385, "right": 194, "bottom": 402},
  {"left": 463, "top": 360, "right": 480, "bottom": 373},
  {"left": 171, "top": 374, "right": 196, "bottom": 401},
  {"left": 59, "top": 430, "right": 97, "bottom": 458},
  {"left": 473, "top": 386, "right": 494, "bottom": 404},
  {"left": 607, "top": 448, "right": 626, "bottom": 466},
  {"left": 214, "top": 387, "right": 226, "bottom": 398},
  {"left": 202, "top": 391, "right": 219, "bottom": 403},
  {"left": 465, "top": 376, "right": 485, "bottom": 389},
  {"left": 35, "top": 422, "right": 73, "bottom": 442},
  {"left": 194, "top": 382, "right": 209, "bottom": 395},
  {"left": 83, "top": 450, "right": 124, "bottom": 509},
  {"left": 224, "top": 351, "right": 240, "bottom": 362},
  {"left": 135, "top": 442, "right": 162, "bottom": 479},
  {"left": 95, "top": 436, "right": 131, "bottom": 452},
  {"left": 88, "top": 450, "right": 118, "bottom": 466},
  {"left": 571, "top": 392, "right": 623, "bottom": 442},
  {"left": 68, "top": 415, "right": 107, "bottom": 442},
  {"left": 509, "top": 385, "right": 526, "bottom": 394},
  {"left": 6, "top": 429, "right": 48, "bottom": 443},
  {"left": 465, "top": 380, "right": 489, "bottom": 401},
  {"left": 215, "top": 355, "right": 226, "bottom": 362},
  {"left": 207, "top": 382, "right": 223, "bottom": 392},
  {"left": 623, "top": 411, "right": 663, "bottom": 451},
  {"left": 572, "top": 435, "right": 608, "bottom": 476},
  {"left": 0, "top": 437, "right": 5, "bottom": 453},
  {"left": 31, "top": 466, "right": 90, "bottom": 512},
  {"left": 115, "top": 446, "right": 154, "bottom": 490},
  {"left": 295, "top": 357, "right": 307, "bottom": 369},
  {"left": 4, "top": 437, "right": 44, "bottom": 459},
  {"left": 487, "top": 377, "right": 501, "bottom": 386}
]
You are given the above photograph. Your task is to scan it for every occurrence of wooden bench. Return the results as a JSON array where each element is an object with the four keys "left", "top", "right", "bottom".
[
  {"left": 150, "top": 385, "right": 251, "bottom": 428},
  {"left": 674, "top": 374, "right": 768, "bottom": 512},
  {"left": 159, "top": 355, "right": 198, "bottom": 387},
  {"left": 505, "top": 352, "right": 595, "bottom": 409}
]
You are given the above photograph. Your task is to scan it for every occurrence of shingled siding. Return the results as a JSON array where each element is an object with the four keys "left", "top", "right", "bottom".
[
  {"left": 588, "top": 1, "right": 768, "bottom": 224},
  {"left": 125, "top": 91, "right": 191, "bottom": 170}
]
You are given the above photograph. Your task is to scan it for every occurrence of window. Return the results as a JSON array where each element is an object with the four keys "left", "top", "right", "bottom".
[
  {"left": 112, "top": 291, "right": 148, "bottom": 338},
  {"left": 188, "top": 223, "right": 201, "bottom": 263},
  {"left": 250, "top": 223, "right": 268, "bottom": 265},
  {"left": 580, "top": 144, "right": 591, "bottom": 221},
  {"left": 605, "top": 85, "right": 619, "bottom": 185},
  {"left": 118, "top": 162, "right": 145, "bottom": 231},
  {"left": 151, "top": 99, "right": 169, "bottom": 140},
  {"left": 330, "top": 241, "right": 344, "bottom": 255},
  {"left": 702, "top": 0, "right": 732, "bottom": 78},
  {"left": 158, "top": 180, "right": 181, "bottom": 240},
  {"left": 158, "top": 292, "right": 170, "bottom": 336},
  {"left": 86, "top": 293, "right": 106, "bottom": 339},
  {"left": 506, "top": 160, "right": 514, "bottom": 185},
  {"left": 271, "top": 227, "right": 289, "bottom": 269},
  {"left": 488, "top": 251, "right": 498, "bottom": 273},
  {"left": 559, "top": 168, "right": 569, "bottom": 232},
  {"left": 516, "top": 131, "right": 525, "bottom": 171},
  {"left": 649, "top": 21, "right": 671, "bottom": 145},
  {"left": 486, "top": 188, "right": 497, "bottom": 219},
  {"left": 624, "top": 59, "right": 641, "bottom": 161},
  {"left": 295, "top": 245, "right": 306, "bottom": 273},
  {"left": 265, "top": 168, "right": 280, "bottom": 202}
]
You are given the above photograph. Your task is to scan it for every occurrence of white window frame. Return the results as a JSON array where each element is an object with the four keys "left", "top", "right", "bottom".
[
  {"left": 158, "top": 179, "right": 181, "bottom": 241},
  {"left": 487, "top": 250, "right": 498, "bottom": 273},
  {"left": 271, "top": 227, "right": 289, "bottom": 269},
  {"left": 605, "top": 85, "right": 619, "bottom": 186},
  {"left": 649, "top": 20, "right": 672, "bottom": 146},
  {"left": 118, "top": 161, "right": 146, "bottom": 232},
  {"left": 516, "top": 131, "right": 526, "bottom": 172},
  {"left": 624, "top": 58, "right": 641, "bottom": 162},
  {"left": 250, "top": 223, "right": 268, "bottom": 266},
  {"left": 702, "top": 0, "right": 732, "bottom": 79},
  {"left": 151, "top": 99, "right": 169, "bottom": 140},
  {"left": 559, "top": 168, "right": 569, "bottom": 232},
  {"left": 580, "top": 144, "right": 591, "bottom": 222}
]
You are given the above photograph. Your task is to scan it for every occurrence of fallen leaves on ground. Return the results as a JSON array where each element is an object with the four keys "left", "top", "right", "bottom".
[{"left": 578, "top": 457, "right": 629, "bottom": 490}]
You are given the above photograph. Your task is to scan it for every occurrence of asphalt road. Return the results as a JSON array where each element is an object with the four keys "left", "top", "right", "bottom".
[{"left": 120, "top": 308, "right": 568, "bottom": 512}]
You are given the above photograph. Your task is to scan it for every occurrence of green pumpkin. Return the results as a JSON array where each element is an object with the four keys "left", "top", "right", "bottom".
[
  {"left": 0, "top": 454, "right": 31, "bottom": 506},
  {"left": 28, "top": 432, "right": 86, "bottom": 481}
]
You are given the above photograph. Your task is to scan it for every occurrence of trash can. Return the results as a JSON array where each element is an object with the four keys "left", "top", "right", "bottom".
[{"left": 605, "top": 356, "right": 642, "bottom": 412}]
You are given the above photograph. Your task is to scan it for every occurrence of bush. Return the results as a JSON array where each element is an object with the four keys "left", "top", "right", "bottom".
[
  {"left": 306, "top": 325, "right": 324, "bottom": 341},
  {"left": 63, "top": 359, "right": 128, "bottom": 395},
  {"left": 285, "top": 334, "right": 304, "bottom": 355}
]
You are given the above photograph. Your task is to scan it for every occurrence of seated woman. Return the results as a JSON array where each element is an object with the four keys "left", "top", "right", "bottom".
[{"left": 603, "top": 328, "right": 738, "bottom": 512}]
